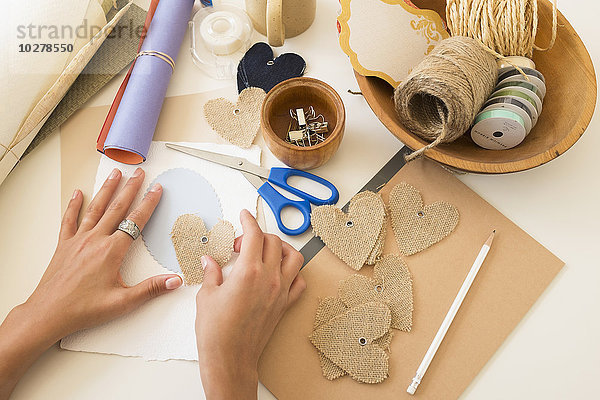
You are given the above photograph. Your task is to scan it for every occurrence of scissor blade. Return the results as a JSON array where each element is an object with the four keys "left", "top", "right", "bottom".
[
  {"left": 241, "top": 171, "right": 265, "bottom": 190},
  {"left": 165, "top": 143, "right": 270, "bottom": 178}
]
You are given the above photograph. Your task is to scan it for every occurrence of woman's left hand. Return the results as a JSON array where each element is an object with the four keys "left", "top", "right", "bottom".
[{"left": 0, "top": 168, "right": 182, "bottom": 399}]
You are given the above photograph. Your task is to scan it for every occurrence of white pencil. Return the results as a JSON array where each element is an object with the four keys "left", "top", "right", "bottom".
[{"left": 407, "top": 230, "right": 496, "bottom": 395}]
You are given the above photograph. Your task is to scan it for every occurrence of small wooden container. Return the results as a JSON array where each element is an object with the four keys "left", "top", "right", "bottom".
[{"left": 261, "top": 77, "right": 345, "bottom": 170}]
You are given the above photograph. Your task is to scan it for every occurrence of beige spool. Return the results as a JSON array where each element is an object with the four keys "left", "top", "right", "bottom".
[{"left": 394, "top": 36, "right": 497, "bottom": 161}]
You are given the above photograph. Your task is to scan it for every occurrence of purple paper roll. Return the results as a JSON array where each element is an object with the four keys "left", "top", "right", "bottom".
[{"left": 103, "top": 0, "right": 194, "bottom": 164}]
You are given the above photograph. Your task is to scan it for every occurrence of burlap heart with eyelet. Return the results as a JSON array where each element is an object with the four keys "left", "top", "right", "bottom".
[
  {"left": 312, "top": 297, "right": 393, "bottom": 380},
  {"left": 309, "top": 301, "right": 391, "bottom": 384},
  {"left": 339, "top": 254, "right": 413, "bottom": 331},
  {"left": 389, "top": 182, "right": 459, "bottom": 256},
  {"left": 311, "top": 191, "right": 386, "bottom": 270},
  {"left": 204, "top": 87, "right": 266, "bottom": 148},
  {"left": 170, "top": 214, "right": 235, "bottom": 285}
]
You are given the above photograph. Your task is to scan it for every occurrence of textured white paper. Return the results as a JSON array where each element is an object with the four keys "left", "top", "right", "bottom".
[{"left": 60, "top": 141, "right": 261, "bottom": 361}]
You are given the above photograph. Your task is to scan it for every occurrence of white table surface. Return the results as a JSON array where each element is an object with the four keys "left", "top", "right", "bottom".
[{"left": 1, "top": 0, "right": 599, "bottom": 399}]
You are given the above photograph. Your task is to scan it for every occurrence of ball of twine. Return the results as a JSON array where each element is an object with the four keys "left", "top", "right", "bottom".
[
  {"left": 394, "top": 36, "right": 497, "bottom": 161},
  {"left": 446, "top": 0, "right": 557, "bottom": 58}
]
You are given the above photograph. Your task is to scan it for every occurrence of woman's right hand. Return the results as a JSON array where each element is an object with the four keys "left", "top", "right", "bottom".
[{"left": 195, "top": 210, "right": 306, "bottom": 400}]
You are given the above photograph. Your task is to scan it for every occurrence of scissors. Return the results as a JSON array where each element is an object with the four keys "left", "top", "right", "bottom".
[{"left": 165, "top": 143, "right": 339, "bottom": 236}]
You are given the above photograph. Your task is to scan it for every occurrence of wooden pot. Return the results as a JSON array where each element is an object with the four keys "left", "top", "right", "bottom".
[{"left": 261, "top": 77, "right": 345, "bottom": 170}]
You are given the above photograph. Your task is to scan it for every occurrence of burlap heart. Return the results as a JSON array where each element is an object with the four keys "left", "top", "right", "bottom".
[
  {"left": 313, "top": 297, "right": 348, "bottom": 380},
  {"left": 311, "top": 191, "right": 386, "bottom": 270},
  {"left": 389, "top": 182, "right": 459, "bottom": 256},
  {"left": 170, "top": 214, "right": 235, "bottom": 285},
  {"left": 367, "top": 211, "right": 387, "bottom": 265},
  {"left": 312, "top": 297, "right": 393, "bottom": 380},
  {"left": 339, "top": 254, "right": 413, "bottom": 331},
  {"left": 309, "top": 302, "right": 391, "bottom": 384},
  {"left": 204, "top": 87, "right": 266, "bottom": 148}
]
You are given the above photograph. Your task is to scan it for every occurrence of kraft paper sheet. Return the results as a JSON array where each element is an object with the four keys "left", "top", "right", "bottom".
[{"left": 258, "top": 158, "right": 564, "bottom": 399}]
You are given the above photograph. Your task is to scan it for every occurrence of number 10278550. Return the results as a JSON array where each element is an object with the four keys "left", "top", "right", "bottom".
[{"left": 18, "top": 43, "right": 74, "bottom": 53}]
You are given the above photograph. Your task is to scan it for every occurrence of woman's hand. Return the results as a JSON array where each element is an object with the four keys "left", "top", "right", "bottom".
[
  {"left": 195, "top": 210, "right": 306, "bottom": 400},
  {"left": 0, "top": 168, "right": 182, "bottom": 399}
]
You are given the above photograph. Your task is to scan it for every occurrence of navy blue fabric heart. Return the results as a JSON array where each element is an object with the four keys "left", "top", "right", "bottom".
[{"left": 237, "top": 42, "right": 306, "bottom": 93}]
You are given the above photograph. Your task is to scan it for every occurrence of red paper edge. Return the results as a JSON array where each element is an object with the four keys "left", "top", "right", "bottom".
[{"left": 95, "top": 0, "right": 161, "bottom": 156}]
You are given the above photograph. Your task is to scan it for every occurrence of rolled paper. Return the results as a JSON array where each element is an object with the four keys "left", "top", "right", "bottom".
[{"left": 102, "top": 0, "right": 194, "bottom": 164}]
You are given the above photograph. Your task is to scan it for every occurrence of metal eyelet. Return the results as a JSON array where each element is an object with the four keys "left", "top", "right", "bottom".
[
  {"left": 201, "top": 236, "right": 209, "bottom": 244},
  {"left": 346, "top": 221, "right": 354, "bottom": 228},
  {"left": 417, "top": 211, "right": 425, "bottom": 218},
  {"left": 358, "top": 337, "right": 367, "bottom": 346},
  {"left": 375, "top": 284, "right": 383, "bottom": 293},
  {"left": 233, "top": 108, "right": 240, "bottom": 115},
  {"left": 266, "top": 60, "right": 274, "bottom": 66}
]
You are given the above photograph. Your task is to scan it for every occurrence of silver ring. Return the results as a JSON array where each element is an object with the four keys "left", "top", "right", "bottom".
[{"left": 118, "top": 219, "right": 141, "bottom": 240}]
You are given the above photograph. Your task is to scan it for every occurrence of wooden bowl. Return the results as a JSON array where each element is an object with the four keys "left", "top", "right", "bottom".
[
  {"left": 261, "top": 77, "right": 345, "bottom": 170},
  {"left": 356, "top": 0, "right": 597, "bottom": 174}
]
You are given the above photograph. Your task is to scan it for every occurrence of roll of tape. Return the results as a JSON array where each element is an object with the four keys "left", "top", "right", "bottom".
[
  {"left": 496, "top": 79, "right": 545, "bottom": 101},
  {"left": 488, "top": 94, "right": 538, "bottom": 126},
  {"left": 490, "top": 87, "right": 540, "bottom": 122},
  {"left": 483, "top": 97, "right": 533, "bottom": 133},
  {"left": 498, "top": 74, "right": 547, "bottom": 99},
  {"left": 200, "top": 10, "right": 245, "bottom": 55},
  {"left": 498, "top": 67, "right": 545, "bottom": 83},
  {"left": 471, "top": 109, "right": 527, "bottom": 150},
  {"left": 492, "top": 86, "right": 542, "bottom": 115},
  {"left": 498, "top": 67, "right": 546, "bottom": 98}
]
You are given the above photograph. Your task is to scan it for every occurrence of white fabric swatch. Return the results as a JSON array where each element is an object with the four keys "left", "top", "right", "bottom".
[{"left": 60, "top": 141, "right": 261, "bottom": 361}]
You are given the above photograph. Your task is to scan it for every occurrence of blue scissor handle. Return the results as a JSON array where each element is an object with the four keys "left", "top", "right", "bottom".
[
  {"left": 257, "top": 182, "right": 312, "bottom": 236},
  {"left": 267, "top": 167, "right": 339, "bottom": 206}
]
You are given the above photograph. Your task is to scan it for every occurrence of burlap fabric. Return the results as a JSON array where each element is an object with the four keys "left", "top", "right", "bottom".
[
  {"left": 366, "top": 211, "right": 387, "bottom": 265},
  {"left": 309, "top": 302, "right": 391, "bottom": 384},
  {"left": 389, "top": 183, "right": 459, "bottom": 256},
  {"left": 313, "top": 297, "right": 394, "bottom": 380},
  {"left": 170, "top": 215, "right": 235, "bottom": 285},
  {"left": 311, "top": 191, "right": 386, "bottom": 270},
  {"left": 204, "top": 87, "right": 266, "bottom": 148},
  {"left": 339, "top": 255, "right": 413, "bottom": 332},
  {"left": 313, "top": 297, "right": 348, "bottom": 380}
]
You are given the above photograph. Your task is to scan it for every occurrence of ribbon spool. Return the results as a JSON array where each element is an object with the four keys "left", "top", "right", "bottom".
[
  {"left": 472, "top": 64, "right": 546, "bottom": 149},
  {"left": 471, "top": 109, "right": 527, "bottom": 150},
  {"left": 482, "top": 97, "right": 533, "bottom": 133}
]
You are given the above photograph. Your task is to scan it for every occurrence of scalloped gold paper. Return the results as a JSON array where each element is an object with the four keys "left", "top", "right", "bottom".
[{"left": 337, "top": 0, "right": 449, "bottom": 87}]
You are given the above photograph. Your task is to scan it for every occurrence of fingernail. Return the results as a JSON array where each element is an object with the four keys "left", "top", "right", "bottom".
[
  {"left": 150, "top": 183, "right": 162, "bottom": 192},
  {"left": 201, "top": 256, "right": 208, "bottom": 269},
  {"left": 72, "top": 189, "right": 79, "bottom": 199},
  {"left": 133, "top": 168, "right": 143, "bottom": 177},
  {"left": 165, "top": 276, "right": 182, "bottom": 290},
  {"left": 109, "top": 168, "right": 120, "bottom": 180}
]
